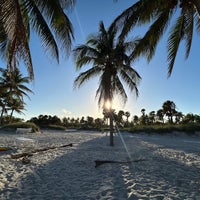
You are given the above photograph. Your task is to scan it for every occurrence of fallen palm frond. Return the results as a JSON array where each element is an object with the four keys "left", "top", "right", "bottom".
[
  {"left": 10, "top": 143, "right": 73, "bottom": 159},
  {"left": 95, "top": 158, "right": 146, "bottom": 168}
]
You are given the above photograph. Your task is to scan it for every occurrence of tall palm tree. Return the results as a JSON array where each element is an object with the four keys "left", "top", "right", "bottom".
[
  {"left": 0, "top": 67, "right": 33, "bottom": 124},
  {"left": 0, "top": 0, "right": 75, "bottom": 79},
  {"left": 112, "top": 0, "right": 200, "bottom": 76},
  {"left": 73, "top": 21, "right": 141, "bottom": 146}
]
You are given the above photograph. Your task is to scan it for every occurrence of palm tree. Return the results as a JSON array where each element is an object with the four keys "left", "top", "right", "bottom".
[
  {"left": 148, "top": 111, "right": 155, "bottom": 124},
  {"left": 162, "top": 100, "right": 176, "bottom": 123},
  {"left": 73, "top": 21, "right": 141, "bottom": 146},
  {"left": 112, "top": 0, "right": 200, "bottom": 76},
  {"left": 174, "top": 111, "right": 183, "bottom": 124},
  {"left": 133, "top": 115, "right": 139, "bottom": 125},
  {"left": 140, "top": 108, "right": 147, "bottom": 125},
  {"left": 141, "top": 108, "right": 146, "bottom": 116},
  {"left": 7, "top": 97, "right": 26, "bottom": 122},
  {"left": 124, "top": 111, "right": 130, "bottom": 126},
  {"left": 156, "top": 109, "right": 165, "bottom": 123},
  {"left": 117, "top": 110, "right": 125, "bottom": 126},
  {"left": 0, "top": 67, "right": 33, "bottom": 124},
  {"left": 0, "top": 0, "right": 74, "bottom": 79}
]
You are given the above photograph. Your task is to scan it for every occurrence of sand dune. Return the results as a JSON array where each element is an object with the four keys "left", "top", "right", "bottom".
[{"left": 0, "top": 130, "right": 200, "bottom": 199}]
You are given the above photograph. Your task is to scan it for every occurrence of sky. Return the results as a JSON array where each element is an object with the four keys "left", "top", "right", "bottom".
[{"left": 3, "top": 0, "right": 200, "bottom": 121}]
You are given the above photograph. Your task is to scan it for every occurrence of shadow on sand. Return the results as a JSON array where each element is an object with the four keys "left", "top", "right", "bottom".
[{"left": 2, "top": 131, "right": 200, "bottom": 200}]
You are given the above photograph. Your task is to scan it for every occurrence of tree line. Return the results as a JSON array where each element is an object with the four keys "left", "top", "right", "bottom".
[{"left": 26, "top": 100, "right": 200, "bottom": 130}]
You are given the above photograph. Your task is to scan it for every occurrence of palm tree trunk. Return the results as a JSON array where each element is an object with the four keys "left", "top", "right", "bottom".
[
  {"left": 0, "top": 104, "right": 6, "bottom": 125},
  {"left": 9, "top": 109, "right": 14, "bottom": 123},
  {"left": 109, "top": 114, "right": 114, "bottom": 146}
]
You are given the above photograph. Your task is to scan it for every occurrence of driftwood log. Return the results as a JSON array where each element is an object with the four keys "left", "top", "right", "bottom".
[
  {"left": 95, "top": 159, "right": 146, "bottom": 168},
  {"left": 11, "top": 143, "right": 73, "bottom": 159}
]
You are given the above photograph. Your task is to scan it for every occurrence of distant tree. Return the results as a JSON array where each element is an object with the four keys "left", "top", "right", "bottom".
[
  {"left": 141, "top": 108, "right": 146, "bottom": 116},
  {"left": 62, "top": 117, "right": 69, "bottom": 127},
  {"left": 148, "top": 111, "right": 155, "bottom": 124},
  {"left": 174, "top": 111, "right": 184, "bottom": 124},
  {"left": 124, "top": 111, "right": 130, "bottom": 126},
  {"left": 30, "top": 115, "right": 61, "bottom": 126},
  {"left": 162, "top": 100, "right": 176, "bottom": 123},
  {"left": 133, "top": 115, "right": 139, "bottom": 125},
  {"left": 194, "top": 115, "right": 200, "bottom": 124},
  {"left": 51, "top": 115, "right": 61, "bottom": 125},
  {"left": 87, "top": 116, "right": 94, "bottom": 126},
  {"left": 140, "top": 108, "right": 147, "bottom": 125},
  {"left": 80, "top": 116, "right": 85, "bottom": 124},
  {"left": 156, "top": 109, "right": 164, "bottom": 123},
  {"left": 94, "top": 118, "right": 104, "bottom": 129},
  {"left": 117, "top": 110, "right": 125, "bottom": 126},
  {"left": 182, "top": 113, "right": 195, "bottom": 124}
]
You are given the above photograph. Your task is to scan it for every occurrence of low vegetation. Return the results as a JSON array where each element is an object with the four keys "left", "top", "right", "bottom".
[
  {"left": 1, "top": 122, "right": 40, "bottom": 133},
  {"left": 127, "top": 123, "right": 200, "bottom": 135}
]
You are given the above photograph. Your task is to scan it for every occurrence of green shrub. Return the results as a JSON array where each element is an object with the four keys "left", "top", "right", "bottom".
[{"left": 1, "top": 122, "right": 40, "bottom": 132}]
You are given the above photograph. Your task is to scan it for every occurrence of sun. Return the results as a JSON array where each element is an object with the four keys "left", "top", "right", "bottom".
[{"left": 104, "top": 100, "right": 112, "bottom": 110}]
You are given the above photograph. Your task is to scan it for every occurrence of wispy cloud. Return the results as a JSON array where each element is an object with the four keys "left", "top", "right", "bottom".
[{"left": 62, "top": 109, "right": 72, "bottom": 116}]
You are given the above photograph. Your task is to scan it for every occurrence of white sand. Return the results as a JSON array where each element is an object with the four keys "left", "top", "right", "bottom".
[{"left": 0, "top": 130, "right": 200, "bottom": 200}]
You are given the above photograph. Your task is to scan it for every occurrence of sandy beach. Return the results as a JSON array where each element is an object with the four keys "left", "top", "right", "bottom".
[{"left": 0, "top": 130, "right": 200, "bottom": 200}]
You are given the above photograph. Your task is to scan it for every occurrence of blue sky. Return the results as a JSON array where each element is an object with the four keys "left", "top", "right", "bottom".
[{"left": 4, "top": 0, "right": 200, "bottom": 120}]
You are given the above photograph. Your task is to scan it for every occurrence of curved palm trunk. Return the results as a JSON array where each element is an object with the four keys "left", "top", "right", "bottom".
[
  {"left": 0, "top": 103, "right": 6, "bottom": 125},
  {"left": 9, "top": 109, "right": 14, "bottom": 122}
]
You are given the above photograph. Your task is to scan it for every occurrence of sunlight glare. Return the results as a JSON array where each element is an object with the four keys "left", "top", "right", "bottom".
[{"left": 105, "top": 100, "right": 112, "bottom": 110}]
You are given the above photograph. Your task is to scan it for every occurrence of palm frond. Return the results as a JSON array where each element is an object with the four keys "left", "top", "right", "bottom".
[
  {"left": 73, "top": 45, "right": 100, "bottom": 69},
  {"left": 1, "top": 0, "right": 34, "bottom": 79},
  {"left": 190, "top": 0, "right": 200, "bottom": 17},
  {"left": 34, "top": 0, "right": 74, "bottom": 56},
  {"left": 113, "top": 76, "right": 127, "bottom": 105},
  {"left": 74, "top": 66, "right": 102, "bottom": 89},
  {"left": 0, "top": 22, "right": 8, "bottom": 59},
  {"left": 96, "top": 71, "right": 114, "bottom": 107},
  {"left": 111, "top": 0, "right": 169, "bottom": 40},
  {"left": 195, "top": 12, "right": 200, "bottom": 34},
  {"left": 167, "top": 15, "right": 185, "bottom": 77},
  {"left": 119, "top": 65, "right": 140, "bottom": 96},
  {"left": 184, "top": 7, "right": 194, "bottom": 59},
  {"left": 24, "top": 0, "right": 59, "bottom": 62},
  {"left": 131, "top": 9, "right": 172, "bottom": 62}
]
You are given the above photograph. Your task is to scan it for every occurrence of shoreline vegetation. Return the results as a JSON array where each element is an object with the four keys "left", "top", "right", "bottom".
[
  {"left": 1, "top": 100, "right": 200, "bottom": 135},
  {"left": 1, "top": 121, "right": 200, "bottom": 136}
]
